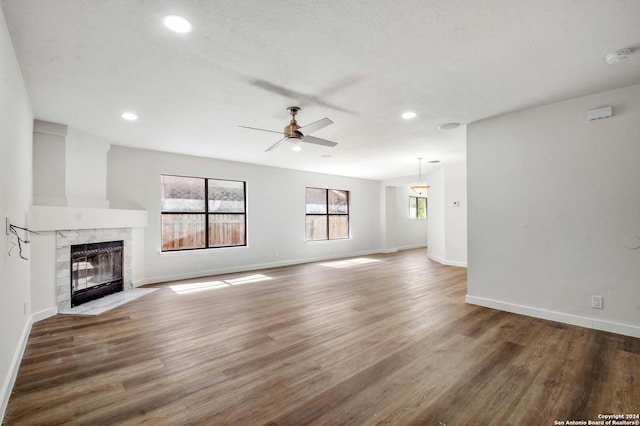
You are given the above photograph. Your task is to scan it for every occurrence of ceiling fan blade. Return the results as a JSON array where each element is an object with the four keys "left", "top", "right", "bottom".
[
  {"left": 250, "top": 79, "right": 355, "bottom": 114},
  {"left": 298, "top": 118, "right": 333, "bottom": 136},
  {"left": 239, "top": 125, "right": 284, "bottom": 135},
  {"left": 302, "top": 135, "right": 338, "bottom": 148},
  {"left": 265, "top": 137, "right": 288, "bottom": 152}
]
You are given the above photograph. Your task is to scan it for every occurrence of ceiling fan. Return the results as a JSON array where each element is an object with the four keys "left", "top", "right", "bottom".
[{"left": 240, "top": 106, "right": 338, "bottom": 152}]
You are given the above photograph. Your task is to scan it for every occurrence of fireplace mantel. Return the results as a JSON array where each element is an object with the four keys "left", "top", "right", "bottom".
[{"left": 29, "top": 205, "right": 147, "bottom": 231}]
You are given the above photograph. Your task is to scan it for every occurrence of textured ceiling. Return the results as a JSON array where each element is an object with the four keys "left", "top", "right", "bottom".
[{"left": 2, "top": 0, "right": 640, "bottom": 181}]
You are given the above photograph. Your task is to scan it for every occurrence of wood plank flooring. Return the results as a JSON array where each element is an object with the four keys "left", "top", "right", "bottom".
[{"left": 4, "top": 249, "right": 640, "bottom": 425}]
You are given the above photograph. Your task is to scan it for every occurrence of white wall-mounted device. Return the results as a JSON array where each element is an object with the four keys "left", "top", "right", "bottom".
[
  {"left": 587, "top": 106, "right": 612, "bottom": 121},
  {"left": 592, "top": 295, "right": 604, "bottom": 309}
]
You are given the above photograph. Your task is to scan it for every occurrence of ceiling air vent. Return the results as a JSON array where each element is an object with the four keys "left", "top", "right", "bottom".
[
  {"left": 605, "top": 48, "right": 631, "bottom": 64},
  {"left": 587, "top": 106, "right": 612, "bottom": 122}
]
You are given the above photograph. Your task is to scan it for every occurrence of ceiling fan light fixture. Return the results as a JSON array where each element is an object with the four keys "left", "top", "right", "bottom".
[{"left": 241, "top": 106, "right": 338, "bottom": 152}]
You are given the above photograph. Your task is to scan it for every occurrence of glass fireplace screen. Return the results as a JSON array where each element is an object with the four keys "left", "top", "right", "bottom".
[{"left": 71, "top": 241, "right": 123, "bottom": 293}]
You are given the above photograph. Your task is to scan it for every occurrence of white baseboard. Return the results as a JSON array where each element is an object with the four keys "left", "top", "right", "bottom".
[
  {"left": 379, "top": 248, "right": 398, "bottom": 254},
  {"left": 443, "top": 259, "right": 468, "bottom": 267},
  {"left": 380, "top": 245, "right": 427, "bottom": 255},
  {"left": 427, "top": 254, "right": 467, "bottom": 268},
  {"left": 397, "top": 244, "right": 427, "bottom": 251},
  {"left": 134, "top": 249, "right": 384, "bottom": 286},
  {"left": 1, "top": 316, "right": 32, "bottom": 422},
  {"left": 32, "top": 307, "right": 57, "bottom": 322},
  {"left": 465, "top": 295, "right": 640, "bottom": 339}
]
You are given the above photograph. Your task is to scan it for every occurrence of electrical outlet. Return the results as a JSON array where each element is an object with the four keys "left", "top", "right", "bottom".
[{"left": 592, "top": 295, "right": 604, "bottom": 309}]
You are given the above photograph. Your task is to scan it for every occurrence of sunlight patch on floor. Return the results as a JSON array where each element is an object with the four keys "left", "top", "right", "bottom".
[
  {"left": 225, "top": 274, "right": 273, "bottom": 286},
  {"left": 169, "top": 274, "right": 273, "bottom": 294},
  {"left": 319, "top": 258, "right": 381, "bottom": 268}
]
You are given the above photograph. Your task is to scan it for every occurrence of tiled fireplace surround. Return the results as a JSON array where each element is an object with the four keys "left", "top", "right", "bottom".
[{"left": 56, "top": 228, "right": 133, "bottom": 311}]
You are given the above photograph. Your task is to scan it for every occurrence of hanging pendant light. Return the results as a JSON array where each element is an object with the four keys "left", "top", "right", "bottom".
[{"left": 410, "top": 157, "right": 430, "bottom": 195}]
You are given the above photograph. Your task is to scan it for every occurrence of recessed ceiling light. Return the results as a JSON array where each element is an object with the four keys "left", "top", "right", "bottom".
[
  {"left": 163, "top": 15, "right": 192, "bottom": 33},
  {"left": 439, "top": 122, "right": 460, "bottom": 130},
  {"left": 402, "top": 111, "right": 417, "bottom": 120},
  {"left": 121, "top": 112, "right": 138, "bottom": 121}
]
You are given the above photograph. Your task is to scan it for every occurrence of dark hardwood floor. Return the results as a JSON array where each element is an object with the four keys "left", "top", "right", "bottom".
[{"left": 4, "top": 249, "right": 639, "bottom": 425}]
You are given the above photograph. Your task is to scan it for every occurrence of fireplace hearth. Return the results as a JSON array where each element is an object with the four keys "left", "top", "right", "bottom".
[{"left": 70, "top": 240, "right": 123, "bottom": 307}]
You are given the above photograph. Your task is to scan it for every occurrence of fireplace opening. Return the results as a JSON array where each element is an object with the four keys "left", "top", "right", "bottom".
[{"left": 70, "top": 240, "right": 123, "bottom": 307}]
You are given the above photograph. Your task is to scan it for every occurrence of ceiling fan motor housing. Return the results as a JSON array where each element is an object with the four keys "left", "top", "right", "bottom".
[{"left": 285, "top": 106, "right": 302, "bottom": 138}]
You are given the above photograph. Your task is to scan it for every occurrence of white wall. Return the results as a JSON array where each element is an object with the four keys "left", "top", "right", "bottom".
[
  {"left": 395, "top": 185, "right": 428, "bottom": 250},
  {"left": 29, "top": 232, "right": 56, "bottom": 317},
  {"left": 33, "top": 122, "right": 111, "bottom": 208},
  {"left": 444, "top": 163, "right": 467, "bottom": 265},
  {"left": 380, "top": 186, "right": 398, "bottom": 253},
  {"left": 107, "top": 146, "right": 381, "bottom": 284},
  {"left": 0, "top": 7, "right": 33, "bottom": 419},
  {"left": 467, "top": 84, "right": 640, "bottom": 337},
  {"left": 426, "top": 168, "right": 445, "bottom": 262},
  {"left": 65, "top": 128, "right": 110, "bottom": 208},
  {"left": 425, "top": 164, "right": 468, "bottom": 267},
  {"left": 33, "top": 124, "right": 66, "bottom": 206}
]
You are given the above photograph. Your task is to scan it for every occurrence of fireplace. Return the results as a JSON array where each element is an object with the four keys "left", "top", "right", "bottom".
[
  {"left": 55, "top": 228, "right": 133, "bottom": 311},
  {"left": 70, "top": 240, "right": 124, "bottom": 307}
]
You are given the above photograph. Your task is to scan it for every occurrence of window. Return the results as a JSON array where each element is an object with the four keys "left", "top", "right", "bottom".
[
  {"left": 161, "top": 175, "right": 246, "bottom": 251},
  {"left": 409, "top": 196, "right": 427, "bottom": 219},
  {"left": 306, "top": 187, "right": 349, "bottom": 241}
]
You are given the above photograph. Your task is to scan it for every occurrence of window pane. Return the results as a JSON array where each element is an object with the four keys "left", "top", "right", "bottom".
[
  {"left": 161, "top": 214, "right": 206, "bottom": 250},
  {"left": 329, "top": 215, "right": 349, "bottom": 239},
  {"left": 328, "top": 190, "right": 348, "bottom": 214},
  {"left": 306, "top": 215, "right": 327, "bottom": 240},
  {"left": 208, "top": 179, "right": 245, "bottom": 213},
  {"left": 409, "top": 197, "right": 417, "bottom": 219},
  {"left": 417, "top": 198, "right": 427, "bottom": 219},
  {"left": 306, "top": 188, "right": 327, "bottom": 213},
  {"left": 161, "top": 175, "right": 205, "bottom": 212},
  {"left": 209, "top": 214, "right": 245, "bottom": 247}
]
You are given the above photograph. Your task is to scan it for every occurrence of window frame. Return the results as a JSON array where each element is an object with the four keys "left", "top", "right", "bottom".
[
  {"left": 305, "top": 187, "right": 350, "bottom": 241},
  {"left": 161, "top": 174, "right": 247, "bottom": 252},
  {"left": 409, "top": 196, "right": 427, "bottom": 220}
]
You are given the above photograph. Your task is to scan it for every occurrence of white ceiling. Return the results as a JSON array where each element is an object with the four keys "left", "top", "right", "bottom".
[{"left": 2, "top": 0, "right": 639, "bottom": 181}]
